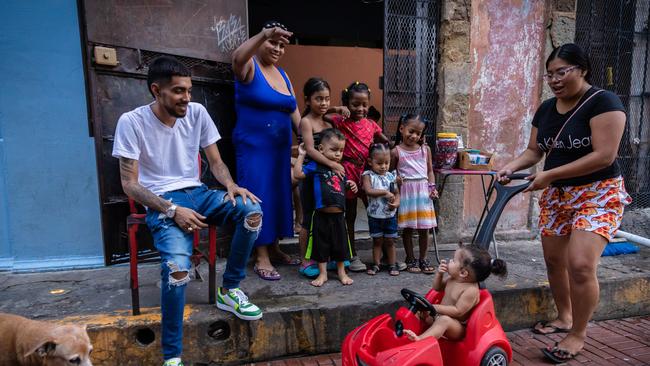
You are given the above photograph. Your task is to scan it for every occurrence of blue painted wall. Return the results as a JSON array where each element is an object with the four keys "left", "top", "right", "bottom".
[{"left": 0, "top": 1, "right": 104, "bottom": 271}]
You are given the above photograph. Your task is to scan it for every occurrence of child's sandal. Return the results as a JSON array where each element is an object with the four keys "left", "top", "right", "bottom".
[
  {"left": 419, "top": 258, "right": 436, "bottom": 274},
  {"left": 367, "top": 264, "right": 381, "bottom": 276},
  {"left": 388, "top": 264, "right": 400, "bottom": 276},
  {"left": 406, "top": 259, "right": 421, "bottom": 273}
]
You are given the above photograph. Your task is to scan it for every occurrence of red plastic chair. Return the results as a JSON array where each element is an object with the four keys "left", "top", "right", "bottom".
[{"left": 127, "top": 156, "right": 217, "bottom": 315}]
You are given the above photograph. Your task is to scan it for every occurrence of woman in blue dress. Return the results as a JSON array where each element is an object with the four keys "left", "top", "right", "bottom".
[{"left": 231, "top": 21, "right": 300, "bottom": 280}]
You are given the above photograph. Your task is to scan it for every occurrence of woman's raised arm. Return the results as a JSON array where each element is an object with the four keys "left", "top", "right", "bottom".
[{"left": 231, "top": 27, "right": 292, "bottom": 82}]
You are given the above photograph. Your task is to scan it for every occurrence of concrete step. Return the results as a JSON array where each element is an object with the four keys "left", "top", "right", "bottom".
[{"left": 0, "top": 240, "right": 648, "bottom": 365}]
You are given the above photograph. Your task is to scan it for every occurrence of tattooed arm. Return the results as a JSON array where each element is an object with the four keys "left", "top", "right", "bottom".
[
  {"left": 119, "top": 157, "right": 208, "bottom": 232},
  {"left": 119, "top": 157, "right": 170, "bottom": 212}
]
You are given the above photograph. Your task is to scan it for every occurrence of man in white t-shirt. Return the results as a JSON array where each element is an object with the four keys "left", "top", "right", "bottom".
[{"left": 112, "top": 57, "right": 262, "bottom": 366}]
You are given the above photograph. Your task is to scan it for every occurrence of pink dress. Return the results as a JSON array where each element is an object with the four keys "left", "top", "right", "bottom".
[{"left": 396, "top": 145, "right": 436, "bottom": 229}]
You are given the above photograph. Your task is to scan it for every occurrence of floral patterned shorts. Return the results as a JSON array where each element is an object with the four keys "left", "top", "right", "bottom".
[{"left": 539, "top": 176, "right": 632, "bottom": 240}]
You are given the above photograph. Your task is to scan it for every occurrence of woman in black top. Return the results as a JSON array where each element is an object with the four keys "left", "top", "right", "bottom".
[{"left": 497, "top": 43, "right": 631, "bottom": 363}]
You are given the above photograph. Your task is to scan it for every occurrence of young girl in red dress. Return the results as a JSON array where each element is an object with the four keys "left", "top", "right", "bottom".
[{"left": 327, "top": 81, "right": 389, "bottom": 272}]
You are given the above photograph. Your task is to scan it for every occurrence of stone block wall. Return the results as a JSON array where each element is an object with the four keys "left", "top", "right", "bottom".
[{"left": 436, "top": 0, "right": 472, "bottom": 241}]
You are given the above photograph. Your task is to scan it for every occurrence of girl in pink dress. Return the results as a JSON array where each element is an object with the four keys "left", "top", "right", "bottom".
[{"left": 391, "top": 114, "right": 438, "bottom": 274}]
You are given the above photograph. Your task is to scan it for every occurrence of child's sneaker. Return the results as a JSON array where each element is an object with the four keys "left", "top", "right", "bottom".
[
  {"left": 349, "top": 256, "right": 367, "bottom": 272},
  {"left": 216, "top": 288, "right": 263, "bottom": 320},
  {"left": 162, "top": 358, "right": 183, "bottom": 366}
]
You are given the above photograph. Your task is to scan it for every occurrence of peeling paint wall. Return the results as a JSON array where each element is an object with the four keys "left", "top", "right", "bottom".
[{"left": 466, "top": 0, "right": 548, "bottom": 230}]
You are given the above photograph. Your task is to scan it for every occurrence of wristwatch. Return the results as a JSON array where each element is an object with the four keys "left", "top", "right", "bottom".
[{"left": 165, "top": 204, "right": 177, "bottom": 218}]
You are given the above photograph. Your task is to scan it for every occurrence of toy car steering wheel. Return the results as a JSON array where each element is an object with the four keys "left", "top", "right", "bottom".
[{"left": 401, "top": 288, "right": 437, "bottom": 317}]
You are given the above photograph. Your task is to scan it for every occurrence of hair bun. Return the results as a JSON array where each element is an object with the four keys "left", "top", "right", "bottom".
[{"left": 490, "top": 258, "right": 508, "bottom": 279}]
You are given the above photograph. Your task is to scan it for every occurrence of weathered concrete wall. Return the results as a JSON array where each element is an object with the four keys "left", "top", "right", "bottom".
[
  {"left": 436, "top": 0, "right": 558, "bottom": 241},
  {"left": 542, "top": 0, "right": 577, "bottom": 102},
  {"left": 436, "top": 0, "right": 472, "bottom": 241},
  {"left": 529, "top": 0, "right": 577, "bottom": 229},
  {"left": 464, "top": 0, "right": 548, "bottom": 235}
]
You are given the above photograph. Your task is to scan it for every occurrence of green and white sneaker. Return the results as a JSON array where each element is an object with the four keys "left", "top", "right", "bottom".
[
  {"left": 162, "top": 358, "right": 183, "bottom": 366},
  {"left": 217, "top": 288, "right": 263, "bottom": 320}
]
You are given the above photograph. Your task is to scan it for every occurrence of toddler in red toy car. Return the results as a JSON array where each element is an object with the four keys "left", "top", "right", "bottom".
[{"left": 404, "top": 245, "right": 508, "bottom": 342}]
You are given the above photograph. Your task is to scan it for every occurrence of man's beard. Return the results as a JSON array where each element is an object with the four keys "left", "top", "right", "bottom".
[{"left": 165, "top": 103, "right": 187, "bottom": 118}]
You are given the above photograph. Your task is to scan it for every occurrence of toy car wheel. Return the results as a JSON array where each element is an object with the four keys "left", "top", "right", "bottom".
[{"left": 480, "top": 346, "right": 508, "bottom": 366}]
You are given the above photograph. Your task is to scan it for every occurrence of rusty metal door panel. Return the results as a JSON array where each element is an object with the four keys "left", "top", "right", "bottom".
[
  {"left": 80, "top": 1, "right": 246, "bottom": 264},
  {"left": 84, "top": 0, "right": 248, "bottom": 62}
]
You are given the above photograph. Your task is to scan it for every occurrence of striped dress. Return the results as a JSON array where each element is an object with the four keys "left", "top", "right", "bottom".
[{"left": 396, "top": 145, "right": 437, "bottom": 229}]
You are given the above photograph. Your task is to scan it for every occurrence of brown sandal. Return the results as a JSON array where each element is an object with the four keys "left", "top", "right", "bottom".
[
  {"left": 419, "top": 258, "right": 436, "bottom": 274},
  {"left": 406, "top": 259, "right": 421, "bottom": 273}
]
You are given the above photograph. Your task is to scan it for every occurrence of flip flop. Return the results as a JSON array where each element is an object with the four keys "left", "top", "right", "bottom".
[
  {"left": 367, "top": 264, "right": 381, "bottom": 276},
  {"left": 327, "top": 260, "right": 350, "bottom": 271},
  {"left": 388, "top": 264, "right": 400, "bottom": 276},
  {"left": 253, "top": 265, "right": 281, "bottom": 281},
  {"left": 532, "top": 321, "right": 571, "bottom": 334},
  {"left": 299, "top": 261, "right": 320, "bottom": 278},
  {"left": 541, "top": 342, "right": 578, "bottom": 364}
]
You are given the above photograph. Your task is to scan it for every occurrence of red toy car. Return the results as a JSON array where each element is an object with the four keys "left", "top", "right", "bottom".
[{"left": 342, "top": 288, "right": 511, "bottom": 366}]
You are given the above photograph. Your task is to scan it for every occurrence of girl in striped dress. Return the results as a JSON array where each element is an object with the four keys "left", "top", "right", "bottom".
[{"left": 391, "top": 114, "right": 438, "bottom": 274}]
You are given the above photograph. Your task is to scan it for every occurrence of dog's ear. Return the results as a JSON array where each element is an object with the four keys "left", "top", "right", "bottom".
[{"left": 24, "top": 340, "right": 57, "bottom": 358}]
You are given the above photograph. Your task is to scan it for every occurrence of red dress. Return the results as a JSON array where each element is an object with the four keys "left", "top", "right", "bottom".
[{"left": 331, "top": 115, "right": 383, "bottom": 199}]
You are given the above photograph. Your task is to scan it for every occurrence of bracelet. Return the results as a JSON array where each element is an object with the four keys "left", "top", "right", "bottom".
[{"left": 428, "top": 183, "right": 437, "bottom": 188}]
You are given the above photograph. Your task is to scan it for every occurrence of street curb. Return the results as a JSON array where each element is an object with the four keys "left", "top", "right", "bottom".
[{"left": 76, "top": 275, "right": 649, "bottom": 365}]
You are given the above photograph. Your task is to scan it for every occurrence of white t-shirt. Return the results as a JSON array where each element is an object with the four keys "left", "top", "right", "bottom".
[
  {"left": 362, "top": 170, "right": 397, "bottom": 219},
  {"left": 112, "top": 102, "right": 221, "bottom": 196}
]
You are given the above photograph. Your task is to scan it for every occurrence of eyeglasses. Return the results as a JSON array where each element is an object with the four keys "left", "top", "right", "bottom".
[{"left": 543, "top": 65, "right": 579, "bottom": 81}]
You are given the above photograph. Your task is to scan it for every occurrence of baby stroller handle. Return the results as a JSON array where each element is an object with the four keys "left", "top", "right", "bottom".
[
  {"left": 472, "top": 173, "right": 532, "bottom": 250},
  {"left": 505, "top": 172, "right": 530, "bottom": 180}
]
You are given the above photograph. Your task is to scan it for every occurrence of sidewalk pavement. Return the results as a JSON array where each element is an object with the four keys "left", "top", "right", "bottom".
[
  {"left": 246, "top": 315, "right": 650, "bottom": 366},
  {"left": 0, "top": 239, "right": 648, "bottom": 365}
]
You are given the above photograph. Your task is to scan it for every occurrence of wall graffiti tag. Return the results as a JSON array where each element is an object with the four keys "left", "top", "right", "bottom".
[{"left": 211, "top": 14, "right": 247, "bottom": 53}]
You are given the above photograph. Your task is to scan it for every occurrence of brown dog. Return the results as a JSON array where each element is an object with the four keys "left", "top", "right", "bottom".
[{"left": 0, "top": 313, "right": 93, "bottom": 366}]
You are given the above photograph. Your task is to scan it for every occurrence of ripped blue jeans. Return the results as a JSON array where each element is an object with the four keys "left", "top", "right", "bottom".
[{"left": 145, "top": 185, "right": 262, "bottom": 360}]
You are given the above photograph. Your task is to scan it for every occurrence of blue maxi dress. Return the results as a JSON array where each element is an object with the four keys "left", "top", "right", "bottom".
[{"left": 234, "top": 58, "right": 296, "bottom": 246}]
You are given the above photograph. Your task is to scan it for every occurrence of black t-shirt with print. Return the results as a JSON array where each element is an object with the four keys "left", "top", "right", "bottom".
[
  {"left": 302, "top": 160, "right": 346, "bottom": 210},
  {"left": 532, "top": 87, "right": 626, "bottom": 187}
]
